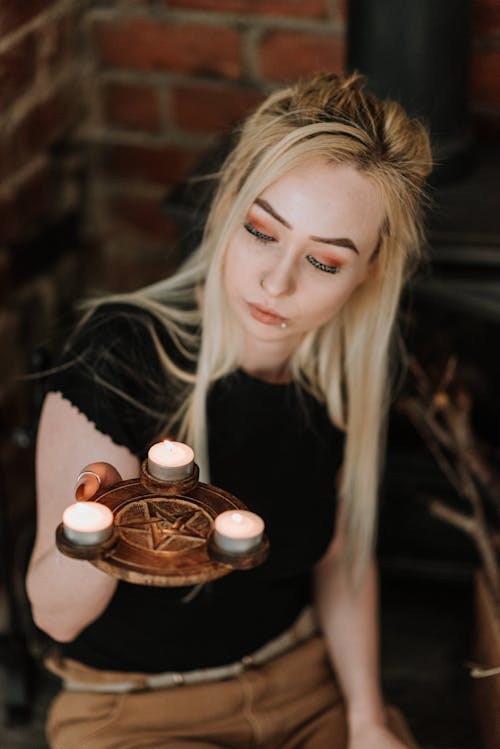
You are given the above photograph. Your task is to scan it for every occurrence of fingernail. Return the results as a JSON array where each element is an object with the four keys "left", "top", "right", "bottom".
[{"left": 75, "top": 475, "right": 100, "bottom": 501}]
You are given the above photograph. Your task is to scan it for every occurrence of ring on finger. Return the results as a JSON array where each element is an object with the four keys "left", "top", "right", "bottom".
[{"left": 75, "top": 470, "right": 102, "bottom": 489}]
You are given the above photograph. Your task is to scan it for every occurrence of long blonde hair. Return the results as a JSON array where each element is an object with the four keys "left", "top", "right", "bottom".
[{"left": 87, "top": 72, "right": 432, "bottom": 579}]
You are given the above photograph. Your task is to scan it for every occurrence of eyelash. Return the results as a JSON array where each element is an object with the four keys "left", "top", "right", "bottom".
[
  {"left": 244, "top": 221, "right": 340, "bottom": 275},
  {"left": 244, "top": 222, "right": 275, "bottom": 243},
  {"left": 306, "top": 255, "right": 340, "bottom": 274}
]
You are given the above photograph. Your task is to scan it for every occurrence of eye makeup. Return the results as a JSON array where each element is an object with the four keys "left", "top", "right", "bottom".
[
  {"left": 244, "top": 221, "right": 276, "bottom": 243},
  {"left": 244, "top": 207, "right": 344, "bottom": 275},
  {"left": 306, "top": 255, "right": 340, "bottom": 274}
]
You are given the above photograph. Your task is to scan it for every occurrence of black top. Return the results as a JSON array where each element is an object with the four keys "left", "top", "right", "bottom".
[{"left": 44, "top": 303, "right": 344, "bottom": 673}]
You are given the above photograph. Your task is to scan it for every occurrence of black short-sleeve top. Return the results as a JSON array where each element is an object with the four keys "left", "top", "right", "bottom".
[{"left": 43, "top": 302, "right": 344, "bottom": 673}]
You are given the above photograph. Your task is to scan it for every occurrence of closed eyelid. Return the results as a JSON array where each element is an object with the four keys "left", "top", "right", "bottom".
[
  {"left": 306, "top": 254, "right": 340, "bottom": 274},
  {"left": 244, "top": 221, "right": 276, "bottom": 242},
  {"left": 247, "top": 207, "right": 275, "bottom": 230}
]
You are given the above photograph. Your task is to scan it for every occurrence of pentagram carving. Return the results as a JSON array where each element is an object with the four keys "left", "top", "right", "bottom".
[
  {"left": 82, "top": 472, "right": 267, "bottom": 586},
  {"left": 115, "top": 497, "right": 212, "bottom": 554}
]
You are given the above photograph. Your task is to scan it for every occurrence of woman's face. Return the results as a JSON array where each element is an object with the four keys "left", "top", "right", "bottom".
[{"left": 223, "top": 160, "right": 386, "bottom": 359}]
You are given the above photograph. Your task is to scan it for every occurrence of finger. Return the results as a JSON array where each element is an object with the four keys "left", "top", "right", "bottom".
[
  {"left": 75, "top": 471, "right": 101, "bottom": 500},
  {"left": 74, "top": 461, "right": 123, "bottom": 501}
]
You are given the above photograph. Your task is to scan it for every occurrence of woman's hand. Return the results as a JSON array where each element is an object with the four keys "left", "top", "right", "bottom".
[
  {"left": 75, "top": 461, "right": 123, "bottom": 501},
  {"left": 348, "top": 721, "right": 410, "bottom": 749}
]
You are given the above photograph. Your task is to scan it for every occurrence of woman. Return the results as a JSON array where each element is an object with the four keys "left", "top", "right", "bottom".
[{"left": 27, "top": 72, "right": 431, "bottom": 748}]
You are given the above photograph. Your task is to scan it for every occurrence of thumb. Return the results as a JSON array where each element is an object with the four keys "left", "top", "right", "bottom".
[{"left": 75, "top": 461, "right": 123, "bottom": 501}]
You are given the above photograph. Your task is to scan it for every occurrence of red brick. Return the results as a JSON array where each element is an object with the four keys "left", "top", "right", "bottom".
[
  {"left": 108, "top": 194, "right": 179, "bottom": 241},
  {"left": 259, "top": 31, "right": 345, "bottom": 82},
  {"left": 471, "top": 48, "right": 500, "bottom": 106},
  {"left": 167, "top": 0, "right": 328, "bottom": 18},
  {"left": 0, "top": 32, "right": 37, "bottom": 111},
  {"left": 93, "top": 19, "right": 243, "bottom": 79},
  {"left": 473, "top": 0, "right": 500, "bottom": 39},
  {"left": 1, "top": 84, "right": 80, "bottom": 179},
  {"left": 101, "top": 143, "right": 202, "bottom": 185},
  {"left": 172, "top": 84, "right": 263, "bottom": 133},
  {"left": 0, "top": 0, "right": 51, "bottom": 37},
  {"left": 103, "top": 81, "right": 162, "bottom": 132},
  {"left": 337, "top": 0, "right": 348, "bottom": 24}
]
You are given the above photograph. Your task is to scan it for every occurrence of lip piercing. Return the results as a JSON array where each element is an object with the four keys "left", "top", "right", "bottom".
[{"left": 280, "top": 322, "right": 287, "bottom": 329}]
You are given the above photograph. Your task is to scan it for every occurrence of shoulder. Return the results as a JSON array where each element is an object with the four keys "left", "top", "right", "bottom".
[
  {"left": 41, "top": 299, "right": 196, "bottom": 457},
  {"left": 67, "top": 301, "right": 165, "bottom": 353}
]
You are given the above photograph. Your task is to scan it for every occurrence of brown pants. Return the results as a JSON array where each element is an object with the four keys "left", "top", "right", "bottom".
[{"left": 46, "top": 636, "right": 419, "bottom": 749}]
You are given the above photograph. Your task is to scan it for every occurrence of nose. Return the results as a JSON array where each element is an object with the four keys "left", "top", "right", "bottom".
[{"left": 260, "top": 254, "right": 296, "bottom": 297}]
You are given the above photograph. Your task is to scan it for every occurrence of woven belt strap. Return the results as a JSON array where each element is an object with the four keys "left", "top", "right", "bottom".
[{"left": 48, "top": 606, "right": 318, "bottom": 694}]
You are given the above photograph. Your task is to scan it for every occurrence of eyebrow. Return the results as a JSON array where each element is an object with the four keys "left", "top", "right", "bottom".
[{"left": 253, "top": 198, "right": 359, "bottom": 255}]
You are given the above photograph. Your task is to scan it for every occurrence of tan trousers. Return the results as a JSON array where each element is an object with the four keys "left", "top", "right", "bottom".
[{"left": 46, "top": 636, "right": 419, "bottom": 749}]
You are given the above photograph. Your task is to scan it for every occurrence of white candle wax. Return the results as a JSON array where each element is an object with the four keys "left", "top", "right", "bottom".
[
  {"left": 62, "top": 502, "right": 114, "bottom": 546},
  {"left": 213, "top": 510, "right": 264, "bottom": 553},
  {"left": 147, "top": 440, "right": 195, "bottom": 481}
]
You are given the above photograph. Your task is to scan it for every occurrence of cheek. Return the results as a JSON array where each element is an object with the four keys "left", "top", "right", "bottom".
[
  {"left": 223, "top": 242, "right": 247, "bottom": 295},
  {"left": 224, "top": 241, "right": 257, "bottom": 287},
  {"left": 303, "top": 275, "right": 365, "bottom": 323}
]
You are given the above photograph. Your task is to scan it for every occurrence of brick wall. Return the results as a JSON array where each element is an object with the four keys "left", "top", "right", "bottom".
[
  {"left": 0, "top": 1, "right": 84, "bottom": 564},
  {"left": 0, "top": 1, "right": 84, "bottom": 420},
  {"left": 81, "top": 0, "right": 345, "bottom": 293},
  {"left": 81, "top": 0, "right": 499, "bottom": 294}
]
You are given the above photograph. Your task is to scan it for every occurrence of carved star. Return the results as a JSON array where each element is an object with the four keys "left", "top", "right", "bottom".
[{"left": 117, "top": 501, "right": 207, "bottom": 550}]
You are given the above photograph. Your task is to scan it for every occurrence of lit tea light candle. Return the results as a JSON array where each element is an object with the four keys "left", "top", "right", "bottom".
[
  {"left": 62, "top": 502, "right": 114, "bottom": 546},
  {"left": 147, "top": 440, "right": 195, "bottom": 481},
  {"left": 213, "top": 510, "right": 265, "bottom": 553}
]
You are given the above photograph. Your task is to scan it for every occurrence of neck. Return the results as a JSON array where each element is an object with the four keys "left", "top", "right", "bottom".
[{"left": 239, "top": 335, "right": 299, "bottom": 384}]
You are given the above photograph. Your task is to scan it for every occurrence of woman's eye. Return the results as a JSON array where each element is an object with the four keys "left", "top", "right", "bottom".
[
  {"left": 244, "top": 222, "right": 276, "bottom": 243},
  {"left": 306, "top": 255, "right": 340, "bottom": 274}
]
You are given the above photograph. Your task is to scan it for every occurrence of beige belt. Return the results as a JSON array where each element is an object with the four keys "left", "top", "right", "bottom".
[{"left": 45, "top": 606, "right": 318, "bottom": 694}]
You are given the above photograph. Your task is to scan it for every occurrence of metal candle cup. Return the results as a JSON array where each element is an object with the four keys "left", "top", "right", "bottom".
[
  {"left": 62, "top": 502, "right": 114, "bottom": 546},
  {"left": 213, "top": 510, "right": 264, "bottom": 553},
  {"left": 147, "top": 440, "right": 195, "bottom": 481}
]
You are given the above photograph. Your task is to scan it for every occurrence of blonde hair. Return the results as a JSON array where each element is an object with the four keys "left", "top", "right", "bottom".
[{"left": 86, "top": 72, "right": 432, "bottom": 580}]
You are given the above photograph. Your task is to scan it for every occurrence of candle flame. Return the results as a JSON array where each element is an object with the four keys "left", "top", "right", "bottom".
[{"left": 232, "top": 512, "right": 243, "bottom": 522}]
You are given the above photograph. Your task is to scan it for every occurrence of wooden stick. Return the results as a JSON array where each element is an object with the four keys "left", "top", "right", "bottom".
[{"left": 400, "top": 356, "right": 500, "bottom": 602}]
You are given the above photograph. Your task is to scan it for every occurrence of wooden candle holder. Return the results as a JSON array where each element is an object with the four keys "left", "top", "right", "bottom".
[{"left": 55, "top": 460, "right": 269, "bottom": 587}]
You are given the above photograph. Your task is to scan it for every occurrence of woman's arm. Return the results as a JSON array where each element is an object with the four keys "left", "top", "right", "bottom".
[
  {"left": 313, "top": 502, "right": 408, "bottom": 748},
  {"left": 26, "top": 391, "right": 140, "bottom": 642}
]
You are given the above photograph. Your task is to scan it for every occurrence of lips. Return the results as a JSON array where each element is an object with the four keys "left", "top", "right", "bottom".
[{"left": 247, "top": 302, "right": 288, "bottom": 327}]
